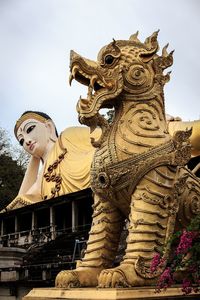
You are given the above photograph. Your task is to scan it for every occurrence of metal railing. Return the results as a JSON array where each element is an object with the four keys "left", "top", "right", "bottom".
[{"left": 0, "top": 223, "right": 91, "bottom": 248}]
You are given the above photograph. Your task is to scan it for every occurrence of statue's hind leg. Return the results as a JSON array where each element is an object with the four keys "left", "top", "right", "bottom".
[
  {"left": 55, "top": 194, "right": 124, "bottom": 287},
  {"left": 98, "top": 165, "right": 178, "bottom": 287}
]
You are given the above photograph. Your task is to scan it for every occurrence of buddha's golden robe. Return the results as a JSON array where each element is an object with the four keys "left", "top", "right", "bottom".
[
  {"left": 41, "top": 126, "right": 99, "bottom": 199},
  {"left": 5, "top": 127, "right": 100, "bottom": 210}
]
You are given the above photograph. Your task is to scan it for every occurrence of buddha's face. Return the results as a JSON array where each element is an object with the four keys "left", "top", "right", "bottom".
[{"left": 17, "top": 118, "right": 52, "bottom": 159}]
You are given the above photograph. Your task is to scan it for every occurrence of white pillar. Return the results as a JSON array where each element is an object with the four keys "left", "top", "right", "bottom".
[
  {"left": 15, "top": 215, "right": 18, "bottom": 232},
  {"left": 31, "top": 211, "right": 36, "bottom": 230},
  {"left": 1, "top": 220, "right": 4, "bottom": 236},
  {"left": 50, "top": 206, "right": 56, "bottom": 240},
  {"left": 72, "top": 201, "right": 78, "bottom": 232}
]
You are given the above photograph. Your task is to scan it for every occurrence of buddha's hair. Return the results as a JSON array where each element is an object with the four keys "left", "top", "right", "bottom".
[{"left": 21, "top": 110, "right": 52, "bottom": 120}]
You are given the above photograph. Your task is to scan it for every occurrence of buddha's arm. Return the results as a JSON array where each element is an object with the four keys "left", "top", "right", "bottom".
[
  {"left": 18, "top": 156, "right": 41, "bottom": 194},
  {"left": 25, "top": 167, "right": 44, "bottom": 197},
  {"left": 3, "top": 157, "right": 42, "bottom": 211}
]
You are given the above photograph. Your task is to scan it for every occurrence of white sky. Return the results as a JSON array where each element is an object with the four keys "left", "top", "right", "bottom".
[{"left": 0, "top": 0, "right": 199, "bottom": 143}]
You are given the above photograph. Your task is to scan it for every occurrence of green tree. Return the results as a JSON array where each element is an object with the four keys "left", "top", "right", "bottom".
[
  {"left": 0, "top": 127, "right": 11, "bottom": 155},
  {"left": 0, "top": 127, "right": 25, "bottom": 210},
  {"left": 0, "top": 154, "right": 25, "bottom": 210}
]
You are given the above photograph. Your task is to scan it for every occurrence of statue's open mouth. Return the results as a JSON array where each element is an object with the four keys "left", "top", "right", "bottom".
[
  {"left": 70, "top": 67, "right": 105, "bottom": 93},
  {"left": 69, "top": 64, "right": 114, "bottom": 146},
  {"left": 71, "top": 68, "right": 105, "bottom": 92},
  {"left": 69, "top": 50, "right": 122, "bottom": 141},
  {"left": 69, "top": 54, "right": 117, "bottom": 120},
  {"left": 70, "top": 65, "right": 109, "bottom": 113}
]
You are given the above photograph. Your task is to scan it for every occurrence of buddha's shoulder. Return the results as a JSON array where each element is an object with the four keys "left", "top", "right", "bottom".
[
  {"left": 61, "top": 126, "right": 101, "bottom": 141},
  {"left": 62, "top": 126, "right": 89, "bottom": 135}
]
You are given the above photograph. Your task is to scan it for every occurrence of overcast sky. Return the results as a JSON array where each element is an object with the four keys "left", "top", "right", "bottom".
[{"left": 0, "top": 0, "right": 199, "bottom": 143}]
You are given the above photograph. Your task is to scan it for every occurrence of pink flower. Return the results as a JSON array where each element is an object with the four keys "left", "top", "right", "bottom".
[
  {"left": 176, "top": 230, "right": 197, "bottom": 255},
  {"left": 182, "top": 279, "right": 192, "bottom": 295},
  {"left": 150, "top": 253, "right": 161, "bottom": 273},
  {"left": 156, "top": 267, "right": 174, "bottom": 290},
  {"left": 150, "top": 253, "right": 166, "bottom": 273}
]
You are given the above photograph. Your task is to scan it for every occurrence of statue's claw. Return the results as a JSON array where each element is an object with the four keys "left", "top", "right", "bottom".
[
  {"left": 55, "top": 267, "right": 101, "bottom": 288},
  {"left": 98, "top": 269, "right": 114, "bottom": 288},
  {"left": 98, "top": 264, "right": 148, "bottom": 288},
  {"left": 55, "top": 270, "right": 80, "bottom": 288}
]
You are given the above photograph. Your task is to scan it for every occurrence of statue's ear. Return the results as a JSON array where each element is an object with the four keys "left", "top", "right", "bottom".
[
  {"left": 129, "top": 31, "right": 141, "bottom": 43},
  {"left": 45, "top": 120, "right": 57, "bottom": 140}
]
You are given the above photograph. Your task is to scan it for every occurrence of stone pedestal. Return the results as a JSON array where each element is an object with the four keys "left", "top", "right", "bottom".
[
  {"left": 0, "top": 247, "right": 26, "bottom": 268},
  {"left": 23, "top": 287, "right": 200, "bottom": 300}
]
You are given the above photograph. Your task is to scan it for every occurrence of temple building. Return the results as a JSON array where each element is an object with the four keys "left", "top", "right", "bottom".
[{"left": 0, "top": 188, "right": 93, "bottom": 299}]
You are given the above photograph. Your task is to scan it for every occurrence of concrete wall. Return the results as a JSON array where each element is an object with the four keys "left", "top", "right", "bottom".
[{"left": 0, "top": 286, "right": 31, "bottom": 300}]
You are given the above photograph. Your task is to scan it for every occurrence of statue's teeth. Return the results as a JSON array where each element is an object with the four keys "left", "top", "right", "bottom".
[
  {"left": 76, "top": 100, "right": 81, "bottom": 113},
  {"left": 72, "top": 66, "right": 78, "bottom": 77},
  {"left": 80, "top": 104, "right": 86, "bottom": 109},
  {"left": 87, "top": 85, "right": 93, "bottom": 99},
  {"left": 69, "top": 73, "right": 74, "bottom": 86},
  {"left": 90, "top": 75, "right": 98, "bottom": 88},
  {"left": 80, "top": 99, "right": 88, "bottom": 109}
]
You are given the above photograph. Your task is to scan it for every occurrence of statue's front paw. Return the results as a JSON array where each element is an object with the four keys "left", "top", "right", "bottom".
[
  {"left": 98, "top": 267, "right": 131, "bottom": 288},
  {"left": 55, "top": 270, "right": 80, "bottom": 288},
  {"left": 98, "top": 268, "right": 115, "bottom": 288},
  {"left": 98, "top": 264, "right": 146, "bottom": 288},
  {"left": 55, "top": 267, "right": 101, "bottom": 287}
]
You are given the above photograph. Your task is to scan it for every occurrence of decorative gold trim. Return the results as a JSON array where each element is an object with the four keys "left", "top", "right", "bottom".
[{"left": 43, "top": 146, "right": 67, "bottom": 199}]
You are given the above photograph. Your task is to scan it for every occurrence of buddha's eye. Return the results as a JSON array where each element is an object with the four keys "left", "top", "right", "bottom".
[
  {"left": 104, "top": 55, "right": 115, "bottom": 65},
  {"left": 19, "top": 138, "right": 24, "bottom": 146},
  {"left": 27, "top": 125, "right": 36, "bottom": 134}
]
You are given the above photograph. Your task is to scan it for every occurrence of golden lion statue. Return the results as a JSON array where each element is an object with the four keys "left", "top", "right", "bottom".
[{"left": 56, "top": 31, "right": 200, "bottom": 288}]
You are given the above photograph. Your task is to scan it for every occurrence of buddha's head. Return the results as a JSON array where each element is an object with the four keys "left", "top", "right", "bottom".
[{"left": 14, "top": 111, "right": 58, "bottom": 160}]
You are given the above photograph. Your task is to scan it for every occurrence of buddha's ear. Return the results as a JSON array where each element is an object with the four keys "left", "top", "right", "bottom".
[{"left": 45, "top": 120, "right": 58, "bottom": 141}]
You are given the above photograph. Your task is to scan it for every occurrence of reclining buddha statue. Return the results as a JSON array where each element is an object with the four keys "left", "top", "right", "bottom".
[{"left": 5, "top": 110, "right": 100, "bottom": 210}]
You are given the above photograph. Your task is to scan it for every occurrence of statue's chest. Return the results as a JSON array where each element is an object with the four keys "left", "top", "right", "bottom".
[
  {"left": 90, "top": 136, "right": 182, "bottom": 216},
  {"left": 90, "top": 134, "right": 117, "bottom": 192},
  {"left": 91, "top": 139, "right": 116, "bottom": 173}
]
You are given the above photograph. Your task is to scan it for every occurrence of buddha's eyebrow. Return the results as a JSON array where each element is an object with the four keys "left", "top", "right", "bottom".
[
  {"left": 17, "top": 121, "right": 36, "bottom": 139},
  {"left": 23, "top": 121, "right": 37, "bottom": 132}
]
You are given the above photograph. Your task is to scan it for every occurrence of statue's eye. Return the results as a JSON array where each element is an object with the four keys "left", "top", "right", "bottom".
[
  {"left": 19, "top": 138, "right": 24, "bottom": 146},
  {"left": 135, "top": 70, "right": 141, "bottom": 77},
  {"left": 104, "top": 55, "right": 114, "bottom": 65},
  {"left": 27, "top": 125, "right": 36, "bottom": 134}
]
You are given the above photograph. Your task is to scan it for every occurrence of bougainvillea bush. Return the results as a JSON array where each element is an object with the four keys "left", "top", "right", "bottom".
[{"left": 150, "top": 215, "right": 200, "bottom": 294}]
